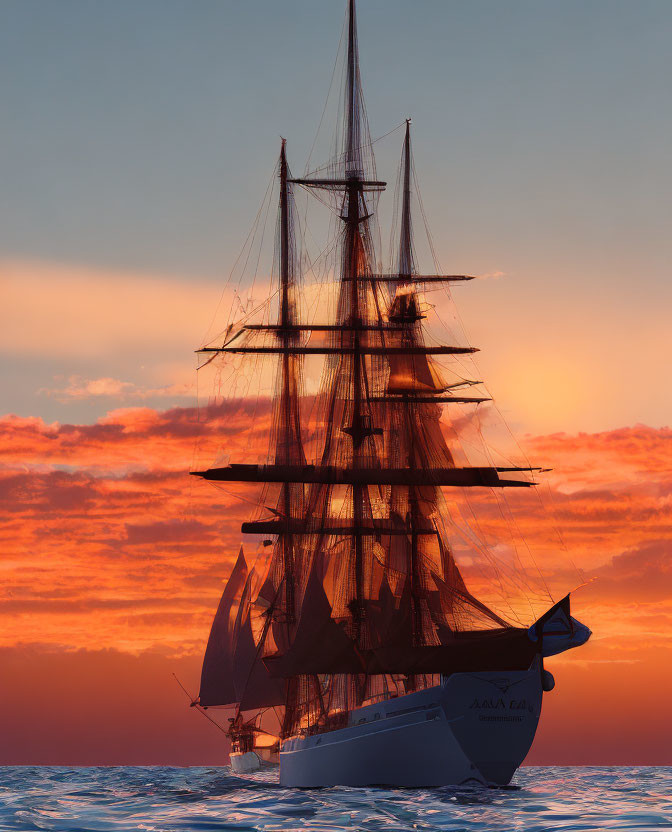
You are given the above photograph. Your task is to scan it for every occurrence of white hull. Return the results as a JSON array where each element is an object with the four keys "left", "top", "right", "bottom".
[
  {"left": 280, "top": 664, "right": 543, "bottom": 787},
  {"left": 230, "top": 749, "right": 279, "bottom": 774}
]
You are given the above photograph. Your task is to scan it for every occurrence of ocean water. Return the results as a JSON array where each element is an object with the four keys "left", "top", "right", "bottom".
[{"left": 0, "top": 766, "right": 670, "bottom": 832}]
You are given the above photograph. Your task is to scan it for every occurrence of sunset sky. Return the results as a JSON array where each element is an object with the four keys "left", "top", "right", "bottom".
[{"left": 2, "top": 0, "right": 671, "bottom": 765}]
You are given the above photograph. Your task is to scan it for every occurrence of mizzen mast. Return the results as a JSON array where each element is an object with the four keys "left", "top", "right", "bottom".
[{"left": 397, "top": 119, "right": 423, "bottom": 661}]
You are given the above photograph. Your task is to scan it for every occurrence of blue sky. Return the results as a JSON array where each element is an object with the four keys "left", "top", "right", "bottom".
[{"left": 2, "top": 0, "right": 671, "bottom": 431}]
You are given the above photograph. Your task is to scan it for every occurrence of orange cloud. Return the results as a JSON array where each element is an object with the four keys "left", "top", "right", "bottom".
[
  {"left": 0, "top": 403, "right": 278, "bottom": 654},
  {"left": 1, "top": 405, "right": 669, "bottom": 654},
  {"left": 1, "top": 405, "right": 671, "bottom": 762}
]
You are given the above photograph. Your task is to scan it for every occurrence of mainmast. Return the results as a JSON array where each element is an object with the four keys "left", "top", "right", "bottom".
[
  {"left": 345, "top": 0, "right": 361, "bottom": 176},
  {"left": 344, "top": 0, "right": 366, "bottom": 641}
]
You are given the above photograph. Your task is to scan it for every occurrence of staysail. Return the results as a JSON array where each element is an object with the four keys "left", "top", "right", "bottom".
[{"left": 198, "top": 547, "right": 247, "bottom": 707}]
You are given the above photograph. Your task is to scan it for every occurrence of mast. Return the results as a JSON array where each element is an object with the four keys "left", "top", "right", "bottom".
[
  {"left": 278, "top": 138, "right": 296, "bottom": 625},
  {"left": 399, "top": 120, "right": 413, "bottom": 281},
  {"left": 345, "top": 0, "right": 359, "bottom": 175},
  {"left": 277, "top": 138, "right": 303, "bottom": 733},
  {"left": 344, "top": 0, "right": 365, "bottom": 642},
  {"left": 397, "top": 119, "right": 422, "bottom": 658},
  {"left": 280, "top": 140, "right": 291, "bottom": 331}
]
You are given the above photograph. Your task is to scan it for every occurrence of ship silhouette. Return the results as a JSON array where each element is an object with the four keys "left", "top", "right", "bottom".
[{"left": 190, "top": 0, "right": 590, "bottom": 787}]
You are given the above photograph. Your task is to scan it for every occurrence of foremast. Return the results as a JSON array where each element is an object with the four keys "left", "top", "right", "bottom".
[
  {"left": 276, "top": 138, "right": 310, "bottom": 736},
  {"left": 195, "top": 139, "right": 307, "bottom": 716},
  {"left": 276, "top": 138, "right": 304, "bottom": 629}
]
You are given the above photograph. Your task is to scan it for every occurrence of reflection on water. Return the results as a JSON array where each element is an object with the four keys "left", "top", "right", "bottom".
[{"left": 0, "top": 766, "right": 670, "bottom": 831}]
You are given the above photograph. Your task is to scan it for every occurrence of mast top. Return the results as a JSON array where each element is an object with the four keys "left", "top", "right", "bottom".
[
  {"left": 345, "top": 0, "right": 361, "bottom": 175},
  {"left": 398, "top": 113, "right": 414, "bottom": 279}
]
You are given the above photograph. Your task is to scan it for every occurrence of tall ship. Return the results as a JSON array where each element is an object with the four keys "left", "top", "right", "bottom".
[{"left": 190, "top": 0, "right": 590, "bottom": 787}]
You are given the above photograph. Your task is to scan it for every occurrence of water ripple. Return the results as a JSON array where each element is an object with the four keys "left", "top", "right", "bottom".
[{"left": 0, "top": 767, "right": 670, "bottom": 832}]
